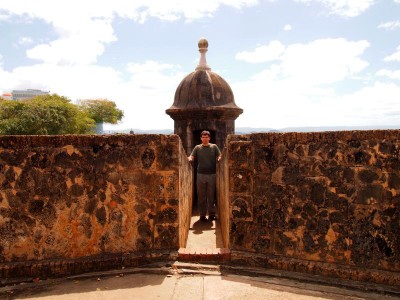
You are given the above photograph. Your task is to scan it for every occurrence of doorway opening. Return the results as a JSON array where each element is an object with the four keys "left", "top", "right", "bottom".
[
  {"left": 183, "top": 128, "right": 224, "bottom": 252},
  {"left": 179, "top": 127, "right": 230, "bottom": 262},
  {"left": 191, "top": 129, "right": 216, "bottom": 213}
]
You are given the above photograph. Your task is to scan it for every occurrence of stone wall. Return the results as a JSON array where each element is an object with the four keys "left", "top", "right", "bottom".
[
  {"left": 0, "top": 134, "right": 191, "bottom": 278},
  {"left": 217, "top": 147, "right": 229, "bottom": 248},
  {"left": 2, "top": 130, "right": 399, "bottom": 286},
  {"left": 224, "top": 130, "right": 400, "bottom": 286},
  {"left": 178, "top": 139, "right": 193, "bottom": 247}
]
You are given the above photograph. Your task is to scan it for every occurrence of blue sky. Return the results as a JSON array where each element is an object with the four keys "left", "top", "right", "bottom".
[{"left": 1, "top": 0, "right": 400, "bottom": 130}]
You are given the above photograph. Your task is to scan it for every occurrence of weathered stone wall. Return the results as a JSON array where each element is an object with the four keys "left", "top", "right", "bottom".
[
  {"left": 217, "top": 147, "right": 229, "bottom": 248},
  {"left": 225, "top": 130, "right": 400, "bottom": 286},
  {"left": 0, "top": 134, "right": 190, "bottom": 278},
  {"left": 178, "top": 139, "right": 193, "bottom": 247}
]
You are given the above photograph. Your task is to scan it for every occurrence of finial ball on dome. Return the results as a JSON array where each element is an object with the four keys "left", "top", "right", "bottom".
[{"left": 198, "top": 38, "right": 208, "bottom": 49}]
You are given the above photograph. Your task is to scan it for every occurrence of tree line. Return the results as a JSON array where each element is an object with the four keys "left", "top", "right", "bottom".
[{"left": 0, "top": 94, "right": 123, "bottom": 135}]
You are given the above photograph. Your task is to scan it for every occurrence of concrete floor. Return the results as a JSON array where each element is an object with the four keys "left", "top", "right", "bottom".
[
  {"left": 3, "top": 264, "right": 397, "bottom": 300},
  {"left": 185, "top": 211, "right": 224, "bottom": 249}
]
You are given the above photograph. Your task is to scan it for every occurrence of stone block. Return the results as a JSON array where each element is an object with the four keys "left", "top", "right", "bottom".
[
  {"left": 231, "top": 195, "right": 253, "bottom": 221},
  {"left": 228, "top": 141, "right": 253, "bottom": 169},
  {"left": 154, "top": 224, "right": 179, "bottom": 250},
  {"left": 272, "top": 230, "right": 299, "bottom": 257},
  {"left": 229, "top": 169, "right": 252, "bottom": 193}
]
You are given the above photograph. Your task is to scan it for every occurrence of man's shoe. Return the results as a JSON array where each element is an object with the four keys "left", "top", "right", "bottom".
[
  {"left": 209, "top": 215, "right": 217, "bottom": 221},
  {"left": 200, "top": 216, "right": 207, "bottom": 222}
]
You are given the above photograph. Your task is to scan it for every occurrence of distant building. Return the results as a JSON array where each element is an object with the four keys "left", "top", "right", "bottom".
[
  {"left": 11, "top": 89, "right": 49, "bottom": 100},
  {"left": 1, "top": 92, "right": 12, "bottom": 100}
]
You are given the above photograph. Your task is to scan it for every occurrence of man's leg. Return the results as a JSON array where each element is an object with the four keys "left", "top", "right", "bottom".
[
  {"left": 196, "top": 174, "right": 207, "bottom": 218},
  {"left": 206, "top": 174, "right": 216, "bottom": 217}
]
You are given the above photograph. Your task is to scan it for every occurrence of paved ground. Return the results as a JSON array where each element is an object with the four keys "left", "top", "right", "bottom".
[
  {"left": 186, "top": 213, "right": 224, "bottom": 249},
  {"left": 1, "top": 263, "right": 398, "bottom": 300}
]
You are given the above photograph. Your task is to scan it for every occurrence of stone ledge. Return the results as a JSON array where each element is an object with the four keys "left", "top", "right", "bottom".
[
  {"left": 0, "top": 251, "right": 175, "bottom": 286},
  {"left": 230, "top": 251, "right": 400, "bottom": 287},
  {"left": 178, "top": 248, "right": 231, "bottom": 262}
]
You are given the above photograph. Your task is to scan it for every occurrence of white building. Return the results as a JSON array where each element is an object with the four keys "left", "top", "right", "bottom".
[{"left": 11, "top": 89, "right": 49, "bottom": 100}]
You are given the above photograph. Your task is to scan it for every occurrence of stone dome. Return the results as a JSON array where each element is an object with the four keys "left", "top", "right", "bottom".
[
  {"left": 169, "top": 70, "right": 239, "bottom": 110},
  {"left": 166, "top": 38, "right": 243, "bottom": 119}
]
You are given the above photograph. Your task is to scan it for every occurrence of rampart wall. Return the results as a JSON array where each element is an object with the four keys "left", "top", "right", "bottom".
[
  {"left": 0, "top": 134, "right": 192, "bottom": 279},
  {"left": 1, "top": 130, "right": 399, "bottom": 287},
  {"left": 222, "top": 130, "right": 400, "bottom": 286}
]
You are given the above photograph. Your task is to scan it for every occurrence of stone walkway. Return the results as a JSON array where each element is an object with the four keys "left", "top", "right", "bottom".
[
  {"left": 186, "top": 213, "right": 224, "bottom": 249},
  {"left": 178, "top": 212, "right": 231, "bottom": 262},
  {"left": 2, "top": 263, "right": 397, "bottom": 300}
]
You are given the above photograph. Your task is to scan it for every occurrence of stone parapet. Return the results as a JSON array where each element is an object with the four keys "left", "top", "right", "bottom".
[
  {"left": 223, "top": 130, "right": 400, "bottom": 286},
  {"left": 0, "top": 134, "right": 190, "bottom": 278}
]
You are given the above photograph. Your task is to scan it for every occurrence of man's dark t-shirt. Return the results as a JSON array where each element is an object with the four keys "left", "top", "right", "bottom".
[{"left": 191, "top": 144, "right": 221, "bottom": 174}]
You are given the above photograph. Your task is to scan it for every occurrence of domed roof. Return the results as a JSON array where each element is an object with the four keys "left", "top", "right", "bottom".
[
  {"left": 171, "top": 69, "right": 237, "bottom": 109},
  {"left": 166, "top": 38, "right": 242, "bottom": 119}
]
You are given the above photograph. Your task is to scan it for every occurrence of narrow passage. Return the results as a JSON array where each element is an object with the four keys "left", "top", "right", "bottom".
[{"left": 185, "top": 211, "right": 224, "bottom": 249}]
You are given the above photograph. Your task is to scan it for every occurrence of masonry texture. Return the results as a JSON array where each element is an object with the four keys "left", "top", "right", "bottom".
[
  {"left": 220, "top": 130, "right": 400, "bottom": 286},
  {"left": 0, "top": 134, "right": 192, "bottom": 278},
  {"left": 1, "top": 131, "right": 399, "bottom": 288}
]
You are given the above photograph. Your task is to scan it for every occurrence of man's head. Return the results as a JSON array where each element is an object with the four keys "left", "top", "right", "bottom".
[{"left": 200, "top": 130, "right": 210, "bottom": 145}]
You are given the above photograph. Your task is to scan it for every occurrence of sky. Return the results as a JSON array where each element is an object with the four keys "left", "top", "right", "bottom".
[{"left": 0, "top": 0, "right": 400, "bottom": 131}]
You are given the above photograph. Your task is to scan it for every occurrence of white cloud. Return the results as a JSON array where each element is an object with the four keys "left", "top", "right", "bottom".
[
  {"left": 377, "top": 69, "right": 400, "bottom": 80},
  {"left": 126, "top": 61, "right": 183, "bottom": 91},
  {"left": 0, "top": 0, "right": 259, "bottom": 24},
  {"left": 384, "top": 46, "right": 400, "bottom": 62},
  {"left": 284, "top": 24, "right": 292, "bottom": 31},
  {"left": 236, "top": 40, "right": 286, "bottom": 63},
  {"left": 0, "top": 68, "right": 16, "bottom": 92},
  {"left": 232, "top": 38, "right": 375, "bottom": 129},
  {"left": 0, "top": 0, "right": 258, "bottom": 66},
  {"left": 17, "top": 37, "right": 33, "bottom": 46},
  {"left": 27, "top": 37, "right": 107, "bottom": 65},
  {"left": 26, "top": 18, "right": 116, "bottom": 65},
  {"left": 236, "top": 38, "right": 369, "bottom": 86},
  {"left": 378, "top": 21, "right": 400, "bottom": 30},
  {"left": 0, "top": 13, "right": 10, "bottom": 21},
  {"left": 294, "top": 0, "right": 375, "bottom": 17},
  {"left": 282, "top": 39, "right": 369, "bottom": 84},
  {"left": 338, "top": 82, "right": 400, "bottom": 124},
  {"left": 127, "top": 60, "right": 176, "bottom": 73},
  {"left": 234, "top": 78, "right": 400, "bottom": 129},
  {"left": 128, "top": 0, "right": 259, "bottom": 22}
]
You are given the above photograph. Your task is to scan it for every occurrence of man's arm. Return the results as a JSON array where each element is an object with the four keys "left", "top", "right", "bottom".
[
  {"left": 188, "top": 146, "right": 197, "bottom": 162},
  {"left": 215, "top": 144, "right": 222, "bottom": 162}
]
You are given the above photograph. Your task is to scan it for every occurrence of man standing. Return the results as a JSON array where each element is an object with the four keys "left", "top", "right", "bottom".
[{"left": 188, "top": 130, "right": 221, "bottom": 221}]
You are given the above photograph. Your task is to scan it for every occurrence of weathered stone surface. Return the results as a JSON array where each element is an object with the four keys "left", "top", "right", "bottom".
[
  {"left": 154, "top": 224, "right": 178, "bottom": 249},
  {"left": 1, "top": 131, "right": 399, "bottom": 286},
  {"left": 223, "top": 130, "right": 400, "bottom": 286},
  {"left": 231, "top": 196, "right": 253, "bottom": 221},
  {"left": 0, "top": 134, "right": 189, "bottom": 268}
]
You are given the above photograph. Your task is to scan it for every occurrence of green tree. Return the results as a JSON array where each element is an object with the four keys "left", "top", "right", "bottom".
[
  {"left": 0, "top": 94, "right": 95, "bottom": 135},
  {"left": 79, "top": 99, "right": 124, "bottom": 124}
]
